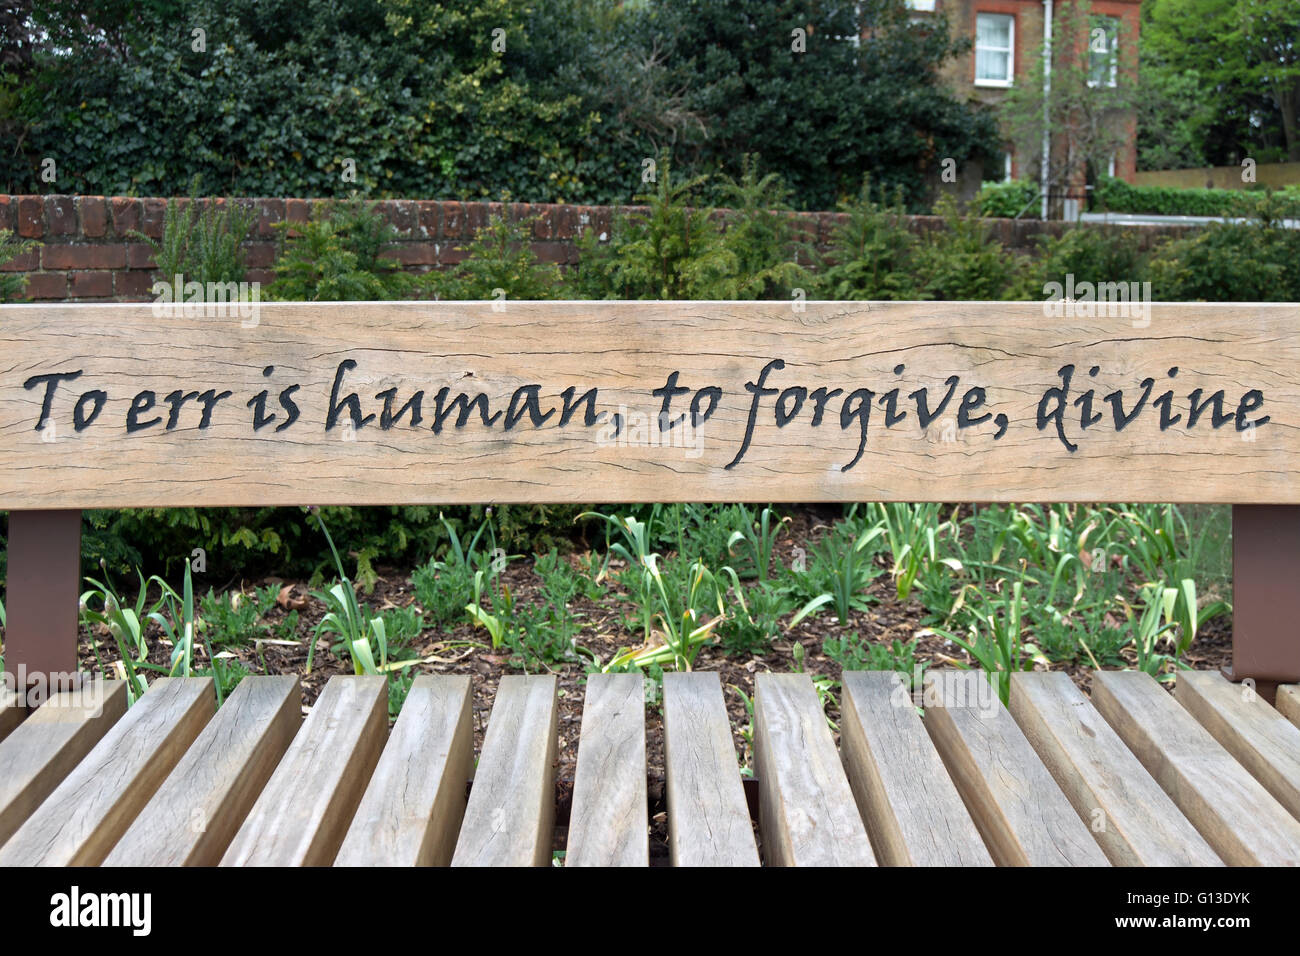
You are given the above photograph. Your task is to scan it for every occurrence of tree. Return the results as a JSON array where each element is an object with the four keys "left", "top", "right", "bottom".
[
  {"left": 1143, "top": 0, "right": 1300, "bottom": 165},
  {"left": 997, "top": 0, "right": 1140, "bottom": 214}
]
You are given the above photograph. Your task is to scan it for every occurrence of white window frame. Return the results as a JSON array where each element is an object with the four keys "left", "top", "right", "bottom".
[
  {"left": 1004, "top": 152, "right": 1014, "bottom": 182},
  {"left": 974, "top": 13, "right": 1015, "bottom": 88},
  {"left": 905, "top": 0, "right": 937, "bottom": 11},
  {"left": 1107, "top": 153, "right": 1117, "bottom": 178},
  {"left": 1087, "top": 17, "right": 1119, "bottom": 89}
]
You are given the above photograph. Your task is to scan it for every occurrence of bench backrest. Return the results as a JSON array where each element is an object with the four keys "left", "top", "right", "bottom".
[{"left": 1, "top": 300, "right": 1295, "bottom": 508}]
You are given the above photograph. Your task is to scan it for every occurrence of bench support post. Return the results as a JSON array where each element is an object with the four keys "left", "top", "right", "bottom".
[
  {"left": 5, "top": 510, "right": 81, "bottom": 700},
  {"left": 1226, "top": 505, "right": 1300, "bottom": 705}
]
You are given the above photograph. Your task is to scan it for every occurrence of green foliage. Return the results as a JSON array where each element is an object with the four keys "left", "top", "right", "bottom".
[
  {"left": 917, "top": 195, "right": 1029, "bottom": 300},
  {"left": 1093, "top": 175, "right": 1262, "bottom": 217},
  {"left": 1146, "top": 197, "right": 1300, "bottom": 302},
  {"left": 267, "top": 198, "right": 424, "bottom": 301},
  {"left": 1034, "top": 224, "right": 1149, "bottom": 292},
  {"left": 712, "top": 155, "right": 813, "bottom": 299},
  {"left": 136, "top": 177, "right": 254, "bottom": 288},
  {"left": 971, "top": 179, "right": 1040, "bottom": 219},
  {"left": 822, "top": 632, "right": 919, "bottom": 680},
  {"left": 0, "top": 230, "right": 39, "bottom": 302},
  {"left": 815, "top": 179, "right": 924, "bottom": 300},
  {"left": 433, "top": 212, "right": 560, "bottom": 301},
  {"left": 198, "top": 589, "right": 262, "bottom": 647}
]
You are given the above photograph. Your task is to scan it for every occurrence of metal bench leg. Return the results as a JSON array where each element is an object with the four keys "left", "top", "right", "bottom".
[
  {"left": 4, "top": 510, "right": 81, "bottom": 701},
  {"left": 1226, "top": 505, "right": 1300, "bottom": 705}
]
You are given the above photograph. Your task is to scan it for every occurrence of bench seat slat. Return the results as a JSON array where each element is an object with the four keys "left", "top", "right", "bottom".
[
  {"left": 0, "top": 688, "right": 23, "bottom": 744},
  {"left": 451, "top": 675, "right": 558, "bottom": 867},
  {"left": 1011, "top": 672, "right": 1221, "bottom": 866},
  {"left": 1174, "top": 670, "right": 1300, "bottom": 824},
  {"left": 1092, "top": 670, "right": 1300, "bottom": 865},
  {"left": 0, "top": 677, "right": 213, "bottom": 866},
  {"left": 566, "top": 673, "right": 647, "bottom": 868},
  {"left": 1276, "top": 684, "right": 1300, "bottom": 730},
  {"left": 662, "top": 672, "right": 759, "bottom": 867},
  {"left": 336, "top": 675, "right": 474, "bottom": 867},
  {"left": 923, "top": 670, "right": 1109, "bottom": 866},
  {"left": 754, "top": 673, "right": 875, "bottom": 866},
  {"left": 221, "top": 675, "right": 387, "bottom": 867},
  {"left": 104, "top": 676, "right": 301, "bottom": 866},
  {"left": 0, "top": 680, "right": 128, "bottom": 849},
  {"left": 840, "top": 671, "right": 992, "bottom": 866}
]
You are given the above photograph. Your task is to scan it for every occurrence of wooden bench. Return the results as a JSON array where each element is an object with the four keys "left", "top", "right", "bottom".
[{"left": 1, "top": 299, "right": 1298, "bottom": 867}]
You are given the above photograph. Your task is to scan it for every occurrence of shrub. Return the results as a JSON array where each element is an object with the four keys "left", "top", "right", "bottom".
[
  {"left": 432, "top": 211, "right": 561, "bottom": 301},
  {"left": 135, "top": 177, "right": 255, "bottom": 290},
  {"left": 918, "top": 195, "right": 1029, "bottom": 300},
  {"left": 815, "top": 178, "right": 925, "bottom": 300},
  {"left": 1091, "top": 175, "right": 1300, "bottom": 218},
  {"left": 971, "top": 179, "right": 1040, "bottom": 219}
]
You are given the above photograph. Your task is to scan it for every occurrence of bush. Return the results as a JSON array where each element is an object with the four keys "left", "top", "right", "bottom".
[
  {"left": 1033, "top": 225, "right": 1149, "bottom": 294},
  {"left": 917, "top": 195, "right": 1030, "bottom": 300},
  {"left": 971, "top": 179, "right": 1040, "bottom": 219},
  {"left": 1147, "top": 214, "right": 1300, "bottom": 303},
  {"left": 1092, "top": 175, "right": 1300, "bottom": 218},
  {"left": 431, "top": 212, "right": 561, "bottom": 301},
  {"left": 815, "top": 178, "right": 924, "bottom": 300}
]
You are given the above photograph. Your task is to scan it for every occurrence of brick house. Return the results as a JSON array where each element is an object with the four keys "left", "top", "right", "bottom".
[{"left": 908, "top": 0, "right": 1141, "bottom": 216}]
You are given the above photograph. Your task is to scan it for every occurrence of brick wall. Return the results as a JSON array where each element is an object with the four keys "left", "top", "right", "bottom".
[{"left": 0, "top": 195, "right": 1201, "bottom": 303}]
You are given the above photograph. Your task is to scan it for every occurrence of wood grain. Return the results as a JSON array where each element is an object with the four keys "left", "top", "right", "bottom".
[
  {"left": 451, "top": 675, "right": 558, "bottom": 867},
  {"left": 1174, "top": 670, "right": 1300, "bottom": 823},
  {"left": 1, "top": 302, "right": 1295, "bottom": 507},
  {"left": 1010, "top": 672, "right": 1221, "bottom": 866},
  {"left": 104, "top": 676, "right": 300, "bottom": 866},
  {"left": 0, "top": 688, "right": 22, "bottom": 743},
  {"left": 753, "top": 673, "right": 875, "bottom": 866},
  {"left": 335, "top": 675, "right": 474, "bottom": 867},
  {"left": 0, "top": 680, "right": 128, "bottom": 849},
  {"left": 923, "top": 670, "right": 1109, "bottom": 866},
  {"left": 221, "top": 675, "right": 386, "bottom": 867},
  {"left": 661, "top": 672, "right": 759, "bottom": 867},
  {"left": 0, "top": 677, "right": 213, "bottom": 866},
  {"left": 839, "top": 671, "right": 992, "bottom": 866},
  {"left": 1092, "top": 670, "right": 1300, "bottom": 865},
  {"left": 1279, "top": 685, "right": 1300, "bottom": 729},
  {"left": 566, "top": 673, "right": 648, "bottom": 867}
]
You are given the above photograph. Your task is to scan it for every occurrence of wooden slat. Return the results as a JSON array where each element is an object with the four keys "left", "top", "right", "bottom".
[
  {"left": 335, "top": 675, "right": 474, "bottom": 867},
  {"left": 1010, "top": 672, "right": 1221, "bottom": 866},
  {"left": 0, "top": 679, "right": 128, "bottom": 848},
  {"left": 923, "top": 670, "right": 1109, "bottom": 866},
  {"left": 103, "top": 676, "right": 301, "bottom": 866},
  {"left": 0, "top": 688, "right": 23, "bottom": 743},
  {"left": 1092, "top": 670, "right": 1300, "bottom": 865},
  {"left": 1175, "top": 670, "right": 1300, "bottom": 823},
  {"left": 566, "top": 673, "right": 648, "bottom": 868},
  {"left": 661, "top": 672, "right": 759, "bottom": 867},
  {"left": 2, "top": 302, "right": 1298, "bottom": 508},
  {"left": 753, "top": 673, "right": 875, "bottom": 866},
  {"left": 1279, "top": 685, "right": 1300, "bottom": 729},
  {"left": 840, "top": 671, "right": 993, "bottom": 866},
  {"left": 451, "top": 675, "right": 558, "bottom": 867},
  {"left": 221, "top": 675, "right": 386, "bottom": 867},
  {"left": 0, "top": 677, "right": 213, "bottom": 866}
]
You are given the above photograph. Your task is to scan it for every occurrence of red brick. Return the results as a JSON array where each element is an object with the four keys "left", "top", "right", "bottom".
[
  {"left": 385, "top": 242, "right": 438, "bottom": 266},
  {"left": 79, "top": 196, "right": 109, "bottom": 238},
  {"left": 255, "top": 198, "right": 285, "bottom": 237},
  {"left": 242, "top": 241, "right": 277, "bottom": 268},
  {"left": 245, "top": 268, "right": 275, "bottom": 286},
  {"left": 140, "top": 198, "right": 167, "bottom": 239},
  {"left": 533, "top": 242, "right": 577, "bottom": 265},
  {"left": 17, "top": 196, "right": 43, "bottom": 238},
  {"left": 23, "top": 272, "right": 68, "bottom": 299},
  {"left": 434, "top": 244, "right": 468, "bottom": 267},
  {"left": 127, "top": 242, "right": 157, "bottom": 269},
  {"left": 0, "top": 196, "right": 14, "bottom": 232},
  {"left": 45, "top": 196, "right": 77, "bottom": 236},
  {"left": 110, "top": 197, "right": 141, "bottom": 237},
  {"left": 115, "top": 270, "right": 157, "bottom": 300},
  {"left": 388, "top": 200, "right": 417, "bottom": 235},
  {"left": 69, "top": 271, "right": 113, "bottom": 298},
  {"left": 577, "top": 205, "right": 612, "bottom": 239},
  {"left": 285, "top": 198, "right": 310, "bottom": 224},
  {"left": 417, "top": 201, "right": 441, "bottom": 237},
  {"left": 0, "top": 247, "right": 38, "bottom": 272},
  {"left": 552, "top": 204, "right": 578, "bottom": 241},
  {"left": 42, "top": 244, "right": 128, "bottom": 270},
  {"left": 440, "top": 202, "right": 464, "bottom": 240},
  {"left": 463, "top": 202, "right": 490, "bottom": 239}
]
